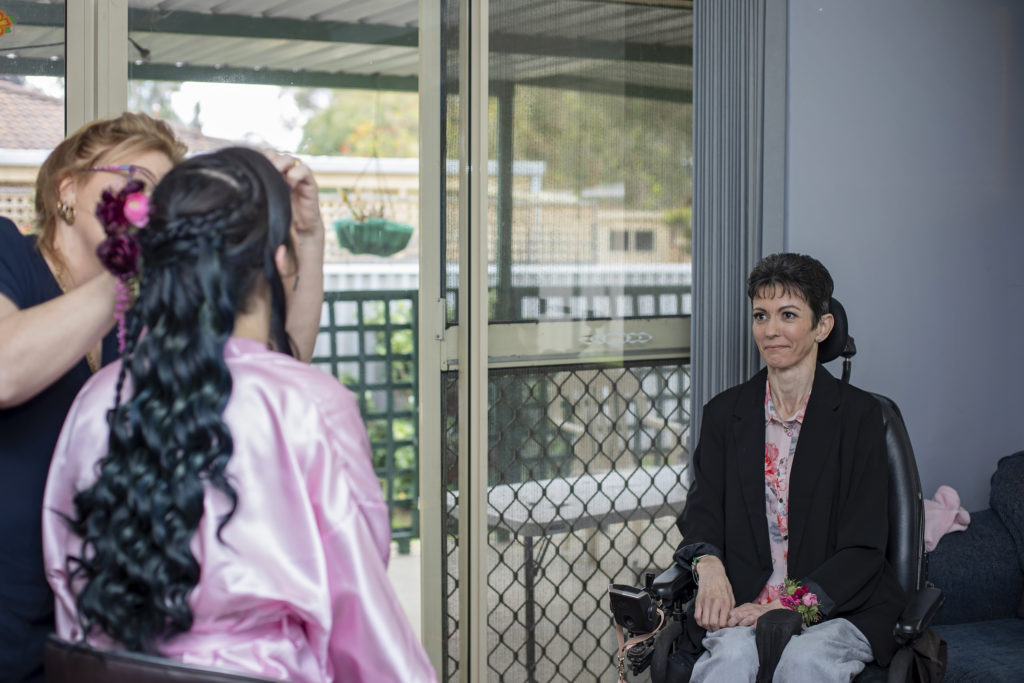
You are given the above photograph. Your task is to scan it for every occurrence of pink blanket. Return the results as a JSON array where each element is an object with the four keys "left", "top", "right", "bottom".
[{"left": 923, "top": 485, "right": 971, "bottom": 552}]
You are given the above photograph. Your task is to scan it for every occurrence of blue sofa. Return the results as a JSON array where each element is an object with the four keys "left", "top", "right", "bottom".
[{"left": 927, "top": 451, "right": 1024, "bottom": 682}]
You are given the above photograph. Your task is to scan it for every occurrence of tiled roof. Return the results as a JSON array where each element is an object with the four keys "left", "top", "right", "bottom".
[
  {"left": 0, "top": 79, "right": 63, "bottom": 150},
  {"left": 0, "top": 78, "right": 234, "bottom": 153},
  {"left": 168, "top": 123, "right": 236, "bottom": 153}
]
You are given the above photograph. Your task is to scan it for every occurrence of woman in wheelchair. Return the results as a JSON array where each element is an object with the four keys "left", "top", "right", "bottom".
[{"left": 674, "top": 253, "right": 906, "bottom": 681}]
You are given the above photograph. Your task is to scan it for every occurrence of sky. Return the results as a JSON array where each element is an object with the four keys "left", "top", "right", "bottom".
[
  {"left": 25, "top": 76, "right": 308, "bottom": 152},
  {"left": 169, "top": 81, "right": 308, "bottom": 151}
]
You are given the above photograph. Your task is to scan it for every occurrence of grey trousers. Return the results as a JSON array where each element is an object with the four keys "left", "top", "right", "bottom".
[{"left": 690, "top": 617, "right": 874, "bottom": 683}]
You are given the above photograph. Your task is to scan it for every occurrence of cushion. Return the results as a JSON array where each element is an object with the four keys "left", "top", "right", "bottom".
[
  {"left": 990, "top": 451, "right": 1024, "bottom": 572},
  {"left": 928, "top": 509, "right": 1022, "bottom": 625},
  {"left": 932, "top": 619, "right": 1024, "bottom": 683},
  {"left": 988, "top": 451, "right": 1024, "bottom": 619}
]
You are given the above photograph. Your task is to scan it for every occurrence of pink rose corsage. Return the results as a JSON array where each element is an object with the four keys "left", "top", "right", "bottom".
[
  {"left": 777, "top": 577, "right": 821, "bottom": 627},
  {"left": 95, "top": 179, "right": 149, "bottom": 353}
]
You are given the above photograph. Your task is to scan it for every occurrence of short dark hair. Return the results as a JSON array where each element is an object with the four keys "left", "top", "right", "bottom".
[{"left": 747, "top": 253, "right": 833, "bottom": 324}]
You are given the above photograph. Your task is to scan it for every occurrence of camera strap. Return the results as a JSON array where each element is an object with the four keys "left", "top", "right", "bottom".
[{"left": 613, "top": 607, "right": 664, "bottom": 683}]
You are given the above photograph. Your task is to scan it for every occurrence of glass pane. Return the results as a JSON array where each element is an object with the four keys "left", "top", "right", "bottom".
[
  {"left": 488, "top": 1, "right": 693, "bottom": 325},
  {"left": 481, "top": 2, "right": 694, "bottom": 681},
  {"left": 123, "top": 0, "right": 426, "bottom": 641},
  {"left": 443, "top": 0, "right": 461, "bottom": 325},
  {"left": 125, "top": 2, "right": 420, "bottom": 268},
  {"left": 440, "top": 3, "right": 462, "bottom": 679},
  {"left": 0, "top": 1, "right": 66, "bottom": 234}
]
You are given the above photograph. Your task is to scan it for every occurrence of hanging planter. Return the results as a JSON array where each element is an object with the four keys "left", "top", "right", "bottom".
[
  {"left": 334, "top": 188, "right": 413, "bottom": 257},
  {"left": 333, "top": 79, "right": 415, "bottom": 258},
  {"left": 333, "top": 216, "right": 414, "bottom": 257}
]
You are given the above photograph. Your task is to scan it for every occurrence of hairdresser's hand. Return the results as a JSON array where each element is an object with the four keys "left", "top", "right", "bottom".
[
  {"left": 692, "top": 556, "right": 735, "bottom": 633},
  {"left": 264, "top": 151, "right": 325, "bottom": 363},
  {"left": 265, "top": 152, "right": 325, "bottom": 241},
  {"left": 727, "top": 600, "right": 781, "bottom": 628}
]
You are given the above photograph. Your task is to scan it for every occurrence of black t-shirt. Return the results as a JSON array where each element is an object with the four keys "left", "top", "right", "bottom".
[{"left": 0, "top": 217, "right": 116, "bottom": 681}]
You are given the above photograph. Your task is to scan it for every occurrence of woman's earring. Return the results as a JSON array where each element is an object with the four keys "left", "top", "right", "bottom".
[{"left": 56, "top": 199, "right": 76, "bottom": 225}]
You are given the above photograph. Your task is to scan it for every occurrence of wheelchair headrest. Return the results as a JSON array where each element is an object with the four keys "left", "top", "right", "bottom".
[{"left": 817, "top": 297, "right": 855, "bottom": 364}]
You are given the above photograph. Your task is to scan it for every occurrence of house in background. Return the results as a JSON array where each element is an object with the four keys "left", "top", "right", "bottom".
[
  {"left": 0, "top": 78, "right": 415, "bottom": 265},
  {"left": 0, "top": 77, "right": 686, "bottom": 272}
]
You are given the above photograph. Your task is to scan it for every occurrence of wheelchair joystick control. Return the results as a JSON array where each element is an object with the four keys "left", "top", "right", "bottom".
[{"left": 609, "top": 584, "right": 660, "bottom": 633}]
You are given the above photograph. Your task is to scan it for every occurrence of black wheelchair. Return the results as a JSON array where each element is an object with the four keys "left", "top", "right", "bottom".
[{"left": 609, "top": 299, "right": 945, "bottom": 682}]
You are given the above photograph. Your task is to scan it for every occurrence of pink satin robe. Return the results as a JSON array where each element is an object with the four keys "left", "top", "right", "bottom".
[{"left": 42, "top": 337, "right": 436, "bottom": 683}]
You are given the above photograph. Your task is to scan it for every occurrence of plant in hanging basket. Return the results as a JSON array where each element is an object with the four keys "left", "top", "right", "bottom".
[
  {"left": 334, "top": 216, "right": 413, "bottom": 257},
  {"left": 334, "top": 189, "right": 414, "bottom": 257}
]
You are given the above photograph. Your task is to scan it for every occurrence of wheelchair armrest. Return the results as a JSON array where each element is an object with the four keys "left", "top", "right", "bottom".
[
  {"left": 651, "top": 562, "right": 696, "bottom": 602},
  {"left": 893, "top": 585, "right": 944, "bottom": 643}
]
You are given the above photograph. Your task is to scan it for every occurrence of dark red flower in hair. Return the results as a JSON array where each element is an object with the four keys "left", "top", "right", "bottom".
[
  {"left": 96, "top": 232, "right": 141, "bottom": 279},
  {"left": 94, "top": 178, "right": 149, "bottom": 354}
]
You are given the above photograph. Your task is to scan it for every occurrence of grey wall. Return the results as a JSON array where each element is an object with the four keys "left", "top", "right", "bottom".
[{"left": 786, "top": 0, "right": 1024, "bottom": 511}]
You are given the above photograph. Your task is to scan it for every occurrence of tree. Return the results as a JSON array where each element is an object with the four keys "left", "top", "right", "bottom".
[
  {"left": 511, "top": 87, "right": 692, "bottom": 211},
  {"left": 297, "top": 88, "right": 418, "bottom": 157},
  {"left": 128, "top": 80, "right": 184, "bottom": 123}
]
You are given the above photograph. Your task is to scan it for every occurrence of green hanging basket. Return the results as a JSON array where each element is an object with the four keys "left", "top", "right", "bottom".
[{"left": 333, "top": 217, "right": 414, "bottom": 257}]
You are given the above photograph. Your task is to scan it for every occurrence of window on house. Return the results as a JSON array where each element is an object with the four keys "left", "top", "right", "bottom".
[
  {"left": 609, "top": 229, "right": 629, "bottom": 250},
  {"left": 634, "top": 230, "right": 654, "bottom": 251}
]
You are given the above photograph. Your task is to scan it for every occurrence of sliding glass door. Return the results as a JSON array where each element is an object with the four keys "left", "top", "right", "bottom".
[{"left": 420, "top": 1, "right": 694, "bottom": 679}]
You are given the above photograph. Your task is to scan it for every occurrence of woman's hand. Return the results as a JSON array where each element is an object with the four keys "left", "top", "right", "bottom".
[
  {"left": 692, "top": 556, "right": 736, "bottom": 632},
  {"left": 727, "top": 599, "right": 782, "bottom": 628},
  {"left": 264, "top": 151, "right": 325, "bottom": 363},
  {"left": 268, "top": 152, "right": 325, "bottom": 242}
]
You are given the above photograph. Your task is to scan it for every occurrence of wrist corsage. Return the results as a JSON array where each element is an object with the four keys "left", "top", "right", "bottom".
[
  {"left": 95, "top": 179, "right": 149, "bottom": 353},
  {"left": 777, "top": 577, "right": 821, "bottom": 627}
]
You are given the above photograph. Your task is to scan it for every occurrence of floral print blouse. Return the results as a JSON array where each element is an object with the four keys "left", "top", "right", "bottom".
[{"left": 755, "top": 380, "right": 810, "bottom": 605}]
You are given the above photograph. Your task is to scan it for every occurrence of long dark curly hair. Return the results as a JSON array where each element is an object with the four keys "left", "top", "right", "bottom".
[{"left": 66, "top": 147, "right": 295, "bottom": 652}]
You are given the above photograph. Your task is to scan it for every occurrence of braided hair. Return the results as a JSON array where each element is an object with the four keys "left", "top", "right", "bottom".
[{"left": 66, "top": 147, "right": 295, "bottom": 652}]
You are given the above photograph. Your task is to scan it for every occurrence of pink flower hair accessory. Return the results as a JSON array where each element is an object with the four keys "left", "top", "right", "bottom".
[{"left": 95, "top": 178, "right": 150, "bottom": 353}]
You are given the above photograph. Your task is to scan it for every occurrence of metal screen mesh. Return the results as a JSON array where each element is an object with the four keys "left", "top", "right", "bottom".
[
  {"left": 443, "top": 371, "right": 461, "bottom": 683},
  {"left": 443, "top": 361, "right": 690, "bottom": 682}
]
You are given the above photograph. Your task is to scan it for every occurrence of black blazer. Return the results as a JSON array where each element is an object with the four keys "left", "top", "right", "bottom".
[{"left": 675, "top": 365, "right": 906, "bottom": 665}]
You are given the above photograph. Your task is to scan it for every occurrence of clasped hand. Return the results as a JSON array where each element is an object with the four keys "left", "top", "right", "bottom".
[{"left": 692, "top": 557, "right": 781, "bottom": 631}]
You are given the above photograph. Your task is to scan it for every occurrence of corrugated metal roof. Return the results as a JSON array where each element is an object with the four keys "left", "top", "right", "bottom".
[{"left": 0, "top": 0, "right": 691, "bottom": 97}]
